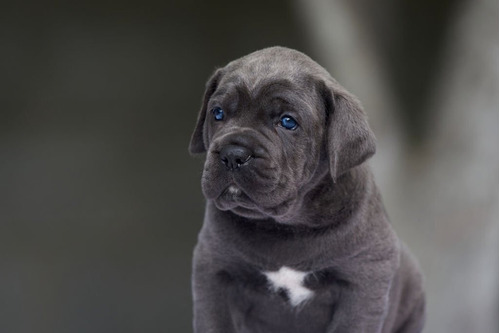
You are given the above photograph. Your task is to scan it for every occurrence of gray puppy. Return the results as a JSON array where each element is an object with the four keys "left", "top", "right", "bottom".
[{"left": 189, "top": 47, "right": 425, "bottom": 333}]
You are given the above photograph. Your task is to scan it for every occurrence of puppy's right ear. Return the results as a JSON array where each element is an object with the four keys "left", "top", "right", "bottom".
[{"left": 188, "top": 69, "right": 223, "bottom": 155}]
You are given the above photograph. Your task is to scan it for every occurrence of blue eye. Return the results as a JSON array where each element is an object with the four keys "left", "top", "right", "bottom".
[
  {"left": 212, "top": 107, "right": 224, "bottom": 121},
  {"left": 279, "top": 115, "right": 298, "bottom": 130}
]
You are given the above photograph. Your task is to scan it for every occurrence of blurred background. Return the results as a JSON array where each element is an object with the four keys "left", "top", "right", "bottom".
[{"left": 0, "top": 0, "right": 497, "bottom": 332}]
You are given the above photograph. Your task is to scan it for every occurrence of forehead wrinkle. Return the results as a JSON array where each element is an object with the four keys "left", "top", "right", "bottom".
[
  {"left": 229, "top": 84, "right": 252, "bottom": 116},
  {"left": 216, "top": 74, "right": 320, "bottom": 121},
  {"left": 211, "top": 87, "right": 229, "bottom": 101},
  {"left": 252, "top": 79, "right": 298, "bottom": 106},
  {"left": 216, "top": 85, "right": 257, "bottom": 121},
  {"left": 251, "top": 79, "right": 295, "bottom": 98},
  {"left": 252, "top": 80, "right": 318, "bottom": 119},
  {"left": 234, "top": 84, "right": 251, "bottom": 101}
]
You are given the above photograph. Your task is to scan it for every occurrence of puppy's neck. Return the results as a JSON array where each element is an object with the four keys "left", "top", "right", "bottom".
[
  {"left": 302, "top": 164, "right": 373, "bottom": 228},
  {"left": 275, "top": 163, "right": 371, "bottom": 229}
]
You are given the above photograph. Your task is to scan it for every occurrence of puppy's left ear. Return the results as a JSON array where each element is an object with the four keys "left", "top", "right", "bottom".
[
  {"left": 189, "top": 68, "right": 223, "bottom": 155},
  {"left": 321, "top": 79, "right": 376, "bottom": 181}
]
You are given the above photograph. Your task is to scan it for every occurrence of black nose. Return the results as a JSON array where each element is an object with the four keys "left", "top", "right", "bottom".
[{"left": 220, "top": 145, "right": 253, "bottom": 170}]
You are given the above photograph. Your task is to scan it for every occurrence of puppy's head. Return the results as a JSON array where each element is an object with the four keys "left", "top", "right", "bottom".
[{"left": 189, "top": 47, "right": 375, "bottom": 223}]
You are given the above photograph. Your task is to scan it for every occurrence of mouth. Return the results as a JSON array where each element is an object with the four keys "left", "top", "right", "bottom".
[
  {"left": 214, "top": 184, "right": 256, "bottom": 210},
  {"left": 219, "top": 184, "right": 246, "bottom": 202},
  {"left": 212, "top": 182, "right": 299, "bottom": 220}
]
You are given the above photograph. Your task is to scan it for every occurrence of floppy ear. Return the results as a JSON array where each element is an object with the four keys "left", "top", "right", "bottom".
[
  {"left": 188, "top": 69, "right": 223, "bottom": 154},
  {"left": 322, "top": 80, "right": 376, "bottom": 181}
]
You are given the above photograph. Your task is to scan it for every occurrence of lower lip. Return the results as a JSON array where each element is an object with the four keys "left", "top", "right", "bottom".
[
  {"left": 226, "top": 185, "right": 241, "bottom": 195},
  {"left": 221, "top": 185, "right": 242, "bottom": 201},
  {"left": 217, "top": 186, "right": 257, "bottom": 211}
]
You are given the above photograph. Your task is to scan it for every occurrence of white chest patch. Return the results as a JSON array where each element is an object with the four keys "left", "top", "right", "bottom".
[{"left": 263, "top": 266, "right": 314, "bottom": 307}]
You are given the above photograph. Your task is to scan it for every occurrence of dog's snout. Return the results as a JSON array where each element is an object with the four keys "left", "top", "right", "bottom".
[{"left": 220, "top": 145, "right": 253, "bottom": 170}]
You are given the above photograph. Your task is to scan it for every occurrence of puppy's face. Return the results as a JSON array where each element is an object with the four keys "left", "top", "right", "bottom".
[
  {"left": 190, "top": 47, "right": 376, "bottom": 223},
  {"left": 202, "top": 75, "right": 325, "bottom": 220}
]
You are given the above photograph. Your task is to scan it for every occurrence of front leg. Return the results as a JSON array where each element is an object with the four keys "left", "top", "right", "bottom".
[
  {"left": 327, "top": 250, "right": 399, "bottom": 333},
  {"left": 192, "top": 243, "right": 236, "bottom": 333},
  {"left": 328, "top": 281, "right": 392, "bottom": 333}
]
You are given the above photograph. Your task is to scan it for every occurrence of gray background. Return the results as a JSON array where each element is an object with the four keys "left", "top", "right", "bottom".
[{"left": 0, "top": 0, "right": 497, "bottom": 332}]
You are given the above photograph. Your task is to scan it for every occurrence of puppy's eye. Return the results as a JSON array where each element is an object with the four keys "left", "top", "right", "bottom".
[
  {"left": 212, "top": 107, "right": 224, "bottom": 121},
  {"left": 279, "top": 115, "right": 298, "bottom": 130}
]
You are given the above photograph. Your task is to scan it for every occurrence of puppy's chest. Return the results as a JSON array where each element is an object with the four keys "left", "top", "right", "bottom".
[
  {"left": 221, "top": 264, "right": 344, "bottom": 308},
  {"left": 263, "top": 266, "right": 314, "bottom": 306},
  {"left": 221, "top": 265, "right": 343, "bottom": 332}
]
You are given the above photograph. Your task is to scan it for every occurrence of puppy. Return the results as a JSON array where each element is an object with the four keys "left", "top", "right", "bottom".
[{"left": 189, "top": 47, "right": 425, "bottom": 333}]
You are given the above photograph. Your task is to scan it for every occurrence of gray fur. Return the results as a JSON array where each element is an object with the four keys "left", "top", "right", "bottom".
[{"left": 189, "top": 46, "right": 425, "bottom": 333}]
